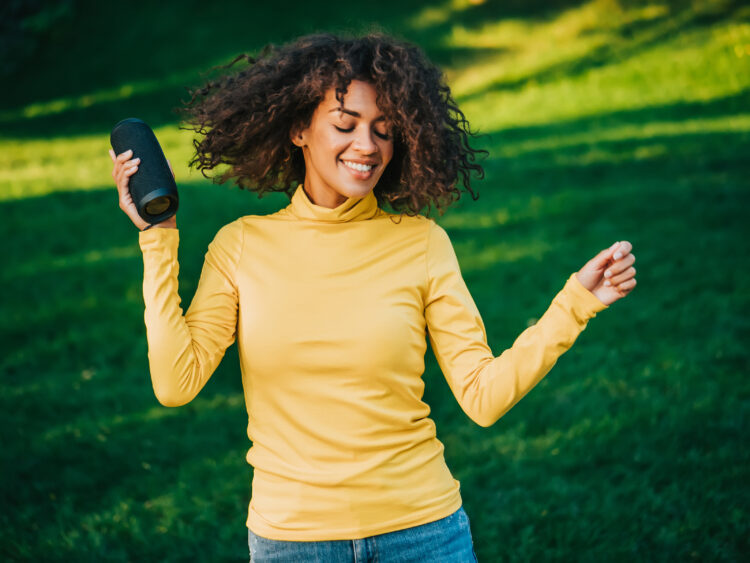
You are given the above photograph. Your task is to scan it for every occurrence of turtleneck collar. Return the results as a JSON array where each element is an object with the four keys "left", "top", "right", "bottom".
[{"left": 286, "top": 184, "right": 381, "bottom": 223}]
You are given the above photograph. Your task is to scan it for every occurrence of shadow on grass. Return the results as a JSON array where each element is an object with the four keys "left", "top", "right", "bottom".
[
  {"left": 1, "top": 380, "right": 251, "bottom": 560},
  {"left": 477, "top": 91, "right": 750, "bottom": 149},
  {"left": 2, "top": 0, "right": 602, "bottom": 111},
  {"left": 0, "top": 0, "right": 627, "bottom": 141},
  {"left": 4, "top": 0, "right": 744, "bottom": 142}
]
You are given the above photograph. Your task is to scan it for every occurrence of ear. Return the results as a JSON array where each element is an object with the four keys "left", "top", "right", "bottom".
[{"left": 290, "top": 123, "right": 307, "bottom": 148}]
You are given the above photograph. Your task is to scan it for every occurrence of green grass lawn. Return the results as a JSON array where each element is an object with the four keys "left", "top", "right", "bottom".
[{"left": 2, "top": 0, "right": 749, "bottom": 560}]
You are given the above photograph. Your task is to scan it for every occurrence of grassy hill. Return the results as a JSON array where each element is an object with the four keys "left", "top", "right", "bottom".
[{"left": 1, "top": 0, "right": 748, "bottom": 560}]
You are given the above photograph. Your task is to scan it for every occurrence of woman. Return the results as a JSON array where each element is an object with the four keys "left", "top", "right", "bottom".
[{"left": 110, "top": 33, "right": 636, "bottom": 562}]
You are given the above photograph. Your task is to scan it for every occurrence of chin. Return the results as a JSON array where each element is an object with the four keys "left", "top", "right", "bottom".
[
  {"left": 339, "top": 184, "right": 376, "bottom": 198},
  {"left": 329, "top": 176, "right": 379, "bottom": 199}
]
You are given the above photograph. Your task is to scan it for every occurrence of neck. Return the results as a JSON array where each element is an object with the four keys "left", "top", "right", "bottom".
[
  {"left": 302, "top": 184, "right": 348, "bottom": 209},
  {"left": 287, "top": 184, "right": 380, "bottom": 223}
]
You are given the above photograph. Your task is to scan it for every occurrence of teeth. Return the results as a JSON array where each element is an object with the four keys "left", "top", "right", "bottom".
[{"left": 342, "top": 160, "right": 373, "bottom": 172}]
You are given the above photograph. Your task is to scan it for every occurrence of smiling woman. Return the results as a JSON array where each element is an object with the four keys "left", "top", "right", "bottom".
[{"left": 108, "top": 32, "right": 635, "bottom": 563}]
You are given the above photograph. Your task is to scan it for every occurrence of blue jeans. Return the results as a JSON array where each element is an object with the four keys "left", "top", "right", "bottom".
[{"left": 248, "top": 505, "right": 479, "bottom": 562}]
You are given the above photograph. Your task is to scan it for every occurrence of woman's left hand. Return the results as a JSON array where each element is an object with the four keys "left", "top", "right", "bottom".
[{"left": 576, "top": 241, "right": 637, "bottom": 306}]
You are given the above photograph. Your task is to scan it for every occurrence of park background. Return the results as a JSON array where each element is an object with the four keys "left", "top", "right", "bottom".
[{"left": 1, "top": 0, "right": 748, "bottom": 560}]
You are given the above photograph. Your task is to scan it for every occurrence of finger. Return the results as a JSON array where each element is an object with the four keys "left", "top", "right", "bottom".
[
  {"left": 613, "top": 240, "right": 633, "bottom": 260},
  {"left": 604, "top": 253, "right": 635, "bottom": 278},
  {"left": 115, "top": 162, "right": 127, "bottom": 188},
  {"left": 616, "top": 278, "right": 637, "bottom": 292},
  {"left": 167, "top": 159, "right": 175, "bottom": 179},
  {"left": 114, "top": 154, "right": 132, "bottom": 182},
  {"left": 114, "top": 158, "right": 130, "bottom": 183},
  {"left": 113, "top": 155, "right": 137, "bottom": 176},
  {"left": 115, "top": 161, "right": 138, "bottom": 194},
  {"left": 117, "top": 149, "right": 133, "bottom": 162},
  {"left": 120, "top": 158, "right": 140, "bottom": 177},
  {"left": 119, "top": 162, "right": 139, "bottom": 187},
  {"left": 605, "top": 267, "right": 636, "bottom": 286},
  {"left": 109, "top": 149, "right": 116, "bottom": 162}
]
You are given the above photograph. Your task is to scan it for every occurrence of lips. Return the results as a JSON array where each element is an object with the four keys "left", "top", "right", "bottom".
[{"left": 340, "top": 159, "right": 378, "bottom": 179}]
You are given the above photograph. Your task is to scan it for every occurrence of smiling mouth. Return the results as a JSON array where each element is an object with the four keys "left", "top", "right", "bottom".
[{"left": 341, "top": 159, "right": 376, "bottom": 172}]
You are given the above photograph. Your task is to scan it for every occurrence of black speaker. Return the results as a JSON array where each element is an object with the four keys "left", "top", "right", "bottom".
[{"left": 110, "top": 118, "right": 178, "bottom": 224}]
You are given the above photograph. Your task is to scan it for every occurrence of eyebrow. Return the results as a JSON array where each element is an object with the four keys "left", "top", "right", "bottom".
[{"left": 328, "top": 107, "right": 386, "bottom": 121}]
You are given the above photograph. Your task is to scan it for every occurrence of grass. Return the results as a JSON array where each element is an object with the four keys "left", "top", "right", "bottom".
[{"left": 1, "top": 0, "right": 749, "bottom": 560}]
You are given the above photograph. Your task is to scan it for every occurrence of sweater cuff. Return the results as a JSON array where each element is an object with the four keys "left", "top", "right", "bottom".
[
  {"left": 558, "top": 273, "right": 608, "bottom": 324},
  {"left": 138, "top": 227, "right": 179, "bottom": 253}
]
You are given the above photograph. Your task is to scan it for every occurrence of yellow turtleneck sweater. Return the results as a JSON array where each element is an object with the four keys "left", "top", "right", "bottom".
[{"left": 138, "top": 185, "right": 607, "bottom": 541}]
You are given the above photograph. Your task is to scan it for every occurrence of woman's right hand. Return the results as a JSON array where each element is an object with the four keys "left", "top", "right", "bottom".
[{"left": 109, "top": 148, "right": 177, "bottom": 231}]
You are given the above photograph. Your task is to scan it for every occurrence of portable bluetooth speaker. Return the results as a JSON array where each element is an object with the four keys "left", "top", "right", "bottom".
[{"left": 110, "top": 118, "right": 178, "bottom": 224}]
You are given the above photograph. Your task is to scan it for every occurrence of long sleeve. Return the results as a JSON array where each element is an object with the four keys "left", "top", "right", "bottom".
[
  {"left": 138, "top": 221, "right": 243, "bottom": 407},
  {"left": 424, "top": 221, "right": 608, "bottom": 427}
]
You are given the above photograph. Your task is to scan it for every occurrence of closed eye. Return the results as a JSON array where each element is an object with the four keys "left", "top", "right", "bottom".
[{"left": 335, "top": 125, "right": 391, "bottom": 140}]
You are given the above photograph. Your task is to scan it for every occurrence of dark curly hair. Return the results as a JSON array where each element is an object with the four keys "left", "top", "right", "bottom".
[{"left": 175, "top": 32, "right": 486, "bottom": 216}]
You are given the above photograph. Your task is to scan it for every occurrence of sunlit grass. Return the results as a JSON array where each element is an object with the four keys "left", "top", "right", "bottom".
[
  {"left": 0, "top": 126, "right": 198, "bottom": 201},
  {"left": 1, "top": 83, "right": 139, "bottom": 121},
  {"left": 446, "top": 0, "right": 628, "bottom": 95},
  {"left": 493, "top": 113, "right": 750, "bottom": 155},
  {"left": 407, "top": 0, "right": 489, "bottom": 31},
  {"left": 458, "top": 18, "right": 750, "bottom": 129},
  {"left": 448, "top": 1, "right": 750, "bottom": 103}
]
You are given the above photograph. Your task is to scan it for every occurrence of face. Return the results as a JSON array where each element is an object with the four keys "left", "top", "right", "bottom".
[{"left": 291, "top": 80, "right": 394, "bottom": 208}]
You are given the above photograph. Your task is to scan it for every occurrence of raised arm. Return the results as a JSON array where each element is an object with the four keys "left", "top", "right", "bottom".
[
  {"left": 111, "top": 147, "right": 243, "bottom": 407},
  {"left": 423, "top": 221, "right": 609, "bottom": 427},
  {"left": 138, "top": 223, "right": 243, "bottom": 406}
]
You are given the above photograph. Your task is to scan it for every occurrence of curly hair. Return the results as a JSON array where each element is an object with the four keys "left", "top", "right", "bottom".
[{"left": 175, "top": 32, "right": 486, "bottom": 216}]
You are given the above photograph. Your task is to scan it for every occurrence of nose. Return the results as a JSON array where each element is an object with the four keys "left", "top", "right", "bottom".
[{"left": 351, "top": 126, "right": 378, "bottom": 154}]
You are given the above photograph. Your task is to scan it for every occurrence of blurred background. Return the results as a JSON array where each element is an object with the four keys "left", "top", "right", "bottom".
[{"left": 1, "top": 0, "right": 748, "bottom": 560}]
